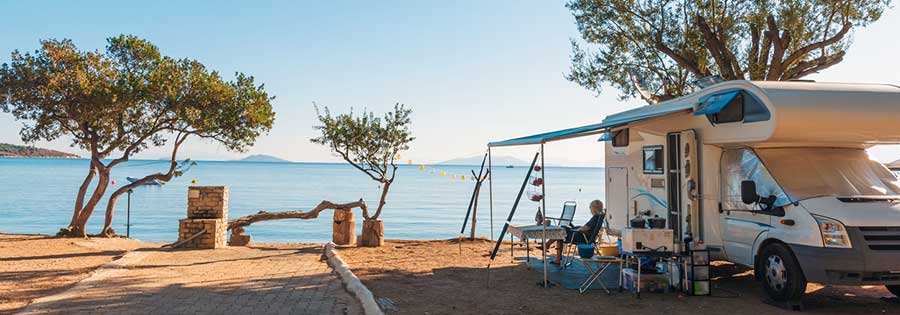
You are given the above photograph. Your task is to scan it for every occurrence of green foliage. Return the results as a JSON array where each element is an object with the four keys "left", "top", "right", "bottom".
[
  {"left": 566, "top": 0, "right": 891, "bottom": 102},
  {"left": 0, "top": 34, "right": 276, "bottom": 235},
  {"left": 312, "top": 103, "right": 414, "bottom": 184},
  {"left": 0, "top": 35, "right": 275, "bottom": 158}
]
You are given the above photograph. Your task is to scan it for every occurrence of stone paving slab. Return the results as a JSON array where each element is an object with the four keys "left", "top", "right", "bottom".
[{"left": 18, "top": 245, "right": 362, "bottom": 315}]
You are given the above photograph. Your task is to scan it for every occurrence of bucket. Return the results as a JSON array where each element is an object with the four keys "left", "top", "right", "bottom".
[
  {"left": 598, "top": 244, "right": 619, "bottom": 256},
  {"left": 577, "top": 244, "right": 595, "bottom": 259}
]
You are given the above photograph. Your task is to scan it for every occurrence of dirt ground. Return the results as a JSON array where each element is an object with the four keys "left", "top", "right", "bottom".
[
  {"left": 0, "top": 234, "right": 152, "bottom": 314},
  {"left": 338, "top": 238, "right": 900, "bottom": 315}
]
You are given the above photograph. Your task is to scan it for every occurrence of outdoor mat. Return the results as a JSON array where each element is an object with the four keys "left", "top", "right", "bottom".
[{"left": 523, "top": 255, "right": 622, "bottom": 291}]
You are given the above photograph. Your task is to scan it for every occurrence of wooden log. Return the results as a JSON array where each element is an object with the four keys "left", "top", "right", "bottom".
[
  {"left": 358, "top": 220, "right": 384, "bottom": 247},
  {"left": 332, "top": 209, "right": 356, "bottom": 245},
  {"left": 227, "top": 199, "right": 367, "bottom": 231}
]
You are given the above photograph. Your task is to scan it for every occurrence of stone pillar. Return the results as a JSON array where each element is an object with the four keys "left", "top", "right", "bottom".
[
  {"left": 176, "top": 186, "right": 229, "bottom": 249},
  {"left": 333, "top": 209, "right": 356, "bottom": 246}
]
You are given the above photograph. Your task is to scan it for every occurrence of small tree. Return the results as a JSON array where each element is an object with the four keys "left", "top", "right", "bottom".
[
  {"left": 0, "top": 35, "right": 275, "bottom": 237},
  {"left": 311, "top": 103, "right": 414, "bottom": 246},
  {"left": 566, "top": 0, "right": 891, "bottom": 103}
]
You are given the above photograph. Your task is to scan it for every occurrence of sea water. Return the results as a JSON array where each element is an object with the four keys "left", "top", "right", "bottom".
[{"left": 0, "top": 158, "right": 604, "bottom": 243}]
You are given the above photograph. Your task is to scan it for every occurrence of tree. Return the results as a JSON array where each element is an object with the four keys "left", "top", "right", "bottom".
[
  {"left": 566, "top": 0, "right": 892, "bottom": 103},
  {"left": 311, "top": 103, "right": 414, "bottom": 246},
  {"left": 0, "top": 35, "right": 275, "bottom": 237}
]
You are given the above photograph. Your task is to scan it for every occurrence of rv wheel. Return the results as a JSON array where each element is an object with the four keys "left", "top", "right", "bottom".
[
  {"left": 759, "top": 243, "right": 806, "bottom": 302},
  {"left": 887, "top": 285, "right": 900, "bottom": 297}
]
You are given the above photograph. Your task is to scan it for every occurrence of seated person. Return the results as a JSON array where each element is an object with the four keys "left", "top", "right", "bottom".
[{"left": 552, "top": 199, "right": 603, "bottom": 264}]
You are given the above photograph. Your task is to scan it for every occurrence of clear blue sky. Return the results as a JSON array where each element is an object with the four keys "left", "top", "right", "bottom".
[{"left": 2, "top": 1, "right": 899, "bottom": 165}]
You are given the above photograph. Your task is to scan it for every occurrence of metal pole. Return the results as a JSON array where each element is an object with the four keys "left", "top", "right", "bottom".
[
  {"left": 540, "top": 143, "right": 549, "bottom": 288},
  {"left": 126, "top": 189, "right": 133, "bottom": 238},
  {"left": 488, "top": 147, "right": 494, "bottom": 241}
]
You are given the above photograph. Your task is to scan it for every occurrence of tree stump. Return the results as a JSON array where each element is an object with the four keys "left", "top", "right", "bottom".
[
  {"left": 333, "top": 209, "right": 356, "bottom": 245},
  {"left": 358, "top": 219, "right": 384, "bottom": 247}
]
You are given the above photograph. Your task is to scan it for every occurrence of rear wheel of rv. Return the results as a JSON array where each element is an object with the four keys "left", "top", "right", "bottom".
[
  {"left": 759, "top": 243, "right": 806, "bottom": 302},
  {"left": 887, "top": 285, "right": 900, "bottom": 297}
]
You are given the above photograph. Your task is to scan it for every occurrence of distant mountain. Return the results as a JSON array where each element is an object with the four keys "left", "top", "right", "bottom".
[
  {"left": 237, "top": 154, "right": 291, "bottom": 163},
  {"left": 437, "top": 155, "right": 529, "bottom": 166},
  {"left": 0, "top": 143, "right": 80, "bottom": 159}
]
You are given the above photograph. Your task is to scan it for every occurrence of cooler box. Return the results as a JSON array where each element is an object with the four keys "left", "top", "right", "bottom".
[{"left": 621, "top": 228, "right": 674, "bottom": 253}]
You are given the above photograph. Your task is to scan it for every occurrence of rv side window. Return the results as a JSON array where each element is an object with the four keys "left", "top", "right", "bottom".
[
  {"left": 612, "top": 129, "right": 629, "bottom": 147},
  {"left": 643, "top": 146, "right": 664, "bottom": 174},
  {"left": 712, "top": 93, "right": 744, "bottom": 124}
]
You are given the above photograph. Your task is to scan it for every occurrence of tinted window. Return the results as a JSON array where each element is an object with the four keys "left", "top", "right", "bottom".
[
  {"left": 612, "top": 129, "right": 629, "bottom": 147},
  {"left": 713, "top": 93, "right": 744, "bottom": 123},
  {"left": 643, "top": 146, "right": 664, "bottom": 174}
]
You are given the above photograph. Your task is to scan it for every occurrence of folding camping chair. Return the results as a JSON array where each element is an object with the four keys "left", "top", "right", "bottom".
[
  {"left": 545, "top": 201, "right": 577, "bottom": 228},
  {"left": 561, "top": 210, "right": 605, "bottom": 268}
]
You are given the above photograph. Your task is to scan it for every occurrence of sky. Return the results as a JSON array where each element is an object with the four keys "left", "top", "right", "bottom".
[{"left": 1, "top": 1, "right": 899, "bottom": 166}]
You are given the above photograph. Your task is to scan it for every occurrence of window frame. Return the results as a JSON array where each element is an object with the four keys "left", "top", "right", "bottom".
[{"left": 642, "top": 145, "right": 665, "bottom": 175}]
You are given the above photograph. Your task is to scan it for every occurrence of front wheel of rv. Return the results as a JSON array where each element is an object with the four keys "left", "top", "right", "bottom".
[
  {"left": 887, "top": 285, "right": 900, "bottom": 297},
  {"left": 759, "top": 243, "right": 806, "bottom": 302}
]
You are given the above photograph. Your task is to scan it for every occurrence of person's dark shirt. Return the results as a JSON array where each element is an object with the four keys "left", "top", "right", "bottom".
[{"left": 583, "top": 214, "right": 601, "bottom": 232}]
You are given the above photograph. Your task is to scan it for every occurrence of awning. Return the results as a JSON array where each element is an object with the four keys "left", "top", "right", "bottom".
[
  {"left": 488, "top": 97, "right": 695, "bottom": 147},
  {"left": 488, "top": 122, "right": 609, "bottom": 147},
  {"left": 693, "top": 90, "right": 740, "bottom": 116},
  {"left": 597, "top": 132, "right": 612, "bottom": 142}
]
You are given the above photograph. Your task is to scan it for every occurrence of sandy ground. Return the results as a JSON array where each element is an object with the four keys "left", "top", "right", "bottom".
[
  {"left": 0, "top": 234, "right": 152, "bottom": 314},
  {"left": 338, "top": 238, "right": 900, "bottom": 315}
]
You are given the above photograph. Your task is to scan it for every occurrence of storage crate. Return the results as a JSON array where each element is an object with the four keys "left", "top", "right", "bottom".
[{"left": 623, "top": 268, "right": 670, "bottom": 293}]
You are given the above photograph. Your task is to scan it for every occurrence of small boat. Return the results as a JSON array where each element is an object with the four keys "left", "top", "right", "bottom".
[
  {"left": 126, "top": 176, "right": 166, "bottom": 186},
  {"left": 505, "top": 165, "right": 515, "bottom": 168}
]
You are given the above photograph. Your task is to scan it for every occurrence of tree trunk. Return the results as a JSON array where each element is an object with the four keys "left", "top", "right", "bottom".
[
  {"left": 69, "top": 169, "right": 110, "bottom": 237},
  {"left": 359, "top": 219, "right": 384, "bottom": 247},
  {"left": 59, "top": 159, "right": 109, "bottom": 238},
  {"left": 332, "top": 209, "right": 356, "bottom": 246},
  {"left": 372, "top": 180, "right": 391, "bottom": 220},
  {"left": 70, "top": 164, "right": 96, "bottom": 225},
  {"left": 101, "top": 161, "right": 179, "bottom": 237}
]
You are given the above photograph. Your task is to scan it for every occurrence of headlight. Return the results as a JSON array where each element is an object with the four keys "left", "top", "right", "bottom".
[{"left": 813, "top": 215, "right": 851, "bottom": 248}]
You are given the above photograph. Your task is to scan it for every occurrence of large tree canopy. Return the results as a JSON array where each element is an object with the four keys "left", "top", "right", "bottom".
[
  {"left": 566, "top": 0, "right": 892, "bottom": 103},
  {"left": 0, "top": 35, "right": 275, "bottom": 237}
]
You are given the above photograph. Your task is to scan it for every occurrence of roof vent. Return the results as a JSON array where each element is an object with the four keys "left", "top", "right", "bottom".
[{"left": 691, "top": 75, "right": 725, "bottom": 89}]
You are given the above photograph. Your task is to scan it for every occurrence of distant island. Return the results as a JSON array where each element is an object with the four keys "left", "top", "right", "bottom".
[
  {"left": 437, "top": 155, "right": 529, "bottom": 166},
  {"left": 237, "top": 154, "right": 292, "bottom": 163},
  {"left": 0, "top": 143, "right": 80, "bottom": 159}
]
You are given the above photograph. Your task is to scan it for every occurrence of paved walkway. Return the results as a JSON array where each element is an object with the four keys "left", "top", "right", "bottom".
[{"left": 18, "top": 245, "right": 362, "bottom": 315}]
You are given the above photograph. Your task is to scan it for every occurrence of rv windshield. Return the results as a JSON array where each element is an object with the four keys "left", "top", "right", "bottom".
[{"left": 757, "top": 148, "right": 900, "bottom": 200}]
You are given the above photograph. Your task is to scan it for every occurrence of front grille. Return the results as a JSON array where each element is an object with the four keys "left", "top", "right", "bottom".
[{"left": 860, "top": 227, "right": 900, "bottom": 251}]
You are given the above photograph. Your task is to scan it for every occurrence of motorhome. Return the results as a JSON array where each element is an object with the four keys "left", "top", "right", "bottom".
[{"left": 602, "top": 80, "right": 900, "bottom": 302}]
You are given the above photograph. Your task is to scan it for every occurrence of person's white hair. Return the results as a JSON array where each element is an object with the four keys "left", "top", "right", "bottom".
[{"left": 589, "top": 200, "right": 603, "bottom": 215}]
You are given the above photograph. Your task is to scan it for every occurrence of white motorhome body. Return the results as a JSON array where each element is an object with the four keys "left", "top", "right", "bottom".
[{"left": 602, "top": 81, "right": 900, "bottom": 293}]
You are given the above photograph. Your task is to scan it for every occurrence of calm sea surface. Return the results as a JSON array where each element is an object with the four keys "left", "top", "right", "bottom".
[{"left": 0, "top": 158, "right": 604, "bottom": 243}]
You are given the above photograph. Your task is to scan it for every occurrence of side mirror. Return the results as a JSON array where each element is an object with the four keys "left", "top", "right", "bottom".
[{"left": 741, "top": 180, "right": 759, "bottom": 204}]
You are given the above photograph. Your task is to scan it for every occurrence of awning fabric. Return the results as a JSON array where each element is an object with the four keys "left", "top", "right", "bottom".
[
  {"left": 693, "top": 90, "right": 740, "bottom": 116},
  {"left": 488, "top": 98, "right": 695, "bottom": 147}
]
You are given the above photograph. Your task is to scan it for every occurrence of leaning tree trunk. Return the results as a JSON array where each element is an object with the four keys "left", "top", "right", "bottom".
[
  {"left": 60, "top": 167, "right": 111, "bottom": 238},
  {"left": 359, "top": 181, "right": 391, "bottom": 247},
  {"left": 100, "top": 160, "right": 179, "bottom": 237}
]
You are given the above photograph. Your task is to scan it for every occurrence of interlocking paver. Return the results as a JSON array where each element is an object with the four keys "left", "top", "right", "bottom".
[{"left": 18, "top": 245, "right": 363, "bottom": 315}]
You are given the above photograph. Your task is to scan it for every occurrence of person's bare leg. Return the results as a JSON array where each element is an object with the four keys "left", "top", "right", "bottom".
[{"left": 553, "top": 240, "right": 563, "bottom": 264}]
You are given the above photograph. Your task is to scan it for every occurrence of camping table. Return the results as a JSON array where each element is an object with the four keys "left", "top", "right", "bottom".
[
  {"left": 508, "top": 224, "right": 567, "bottom": 262},
  {"left": 576, "top": 255, "right": 624, "bottom": 294}
]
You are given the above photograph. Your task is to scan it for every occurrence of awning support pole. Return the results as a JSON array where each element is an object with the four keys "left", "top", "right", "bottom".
[
  {"left": 488, "top": 147, "right": 494, "bottom": 241},
  {"left": 540, "top": 143, "right": 549, "bottom": 288}
]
